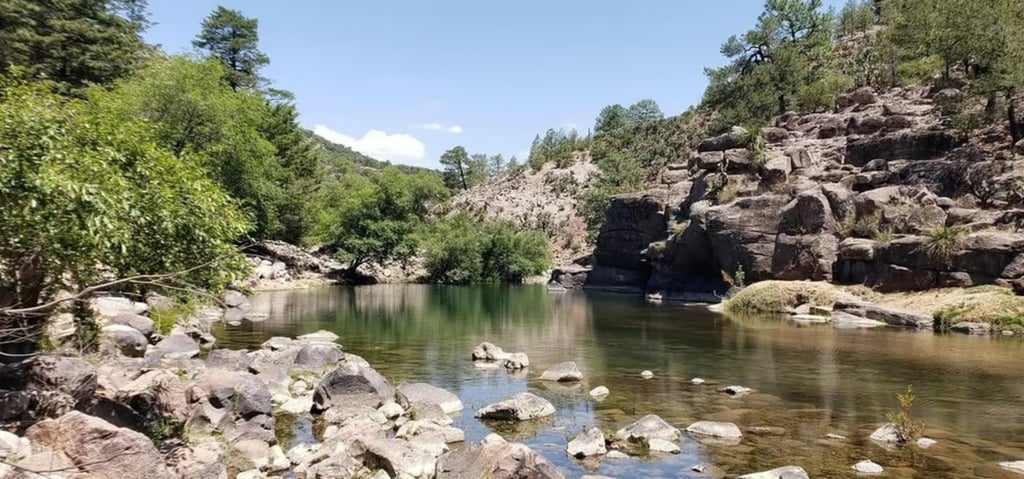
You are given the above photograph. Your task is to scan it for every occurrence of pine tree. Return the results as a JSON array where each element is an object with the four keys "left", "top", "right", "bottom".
[{"left": 193, "top": 6, "right": 269, "bottom": 90}]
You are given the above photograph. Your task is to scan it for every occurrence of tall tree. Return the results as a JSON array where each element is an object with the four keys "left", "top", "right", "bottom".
[
  {"left": 441, "top": 146, "right": 472, "bottom": 190},
  {"left": 0, "top": 0, "right": 150, "bottom": 91},
  {"left": 627, "top": 99, "right": 664, "bottom": 123},
  {"left": 192, "top": 6, "right": 269, "bottom": 90},
  {"left": 594, "top": 104, "right": 629, "bottom": 135}
]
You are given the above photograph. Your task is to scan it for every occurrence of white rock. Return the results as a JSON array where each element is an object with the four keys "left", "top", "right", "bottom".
[
  {"left": 0, "top": 431, "right": 24, "bottom": 459},
  {"left": 640, "top": 370, "right": 654, "bottom": 379},
  {"left": 739, "top": 466, "right": 810, "bottom": 479},
  {"left": 237, "top": 469, "right": 267, "bottom": 479},
  {"left": 686, "top": 421, "right": 743, "bottom": 440},
  {"left": 567, "top": 427, "right": 606, "bottom": 458},
  {"left": 481, "top": 433, "right": 506, "bottom": 446},
  {"left": 539, "top": 361, "right": 583, "bottom": 382},
  {"left": 589, "top": 386, "right": 610, "bottom": 398},
  {"left": 614, "top": 414, "right": 681, "bottom": 442},
  {"left": 271, "top": 393, "right": 292, "bottom": 406},
  {"left": 502, "top": 352, "right": 530, "bottom": 370},
  {"left": 691, "top": 378, "right": 705, "bottom": 385},
  {"left": 852, "top": 460, "right": 883, "bottom": 474},
  {"left": 297, "top": 330, "right": 339, "bottom": 343},
  {"left": 398, "top": 382, "right": 464, "bottom": 414},
  {"left": 279, "top": 395, "right": 313, "bottom": 415},
  {"left": 267, "top": 446, "right": 289, "bottom": 472},
  {"left": 648, "top": 438, "right": 680, "bottom": 453},
  {"left": 916, "top": 437, "right": 937, "bottom": 448},
  {"left": 708, "top": 303, "right": 725, "bottom": 313},
  {"left": 1000, "top": 461, "right": 1024, "bottom": 474},
  {"left": 378, "top": 401, "right": 405, "bottom": 420},
  {"left": 606, "top": 450, "right": 630, "bottom": 459},
  {"left": 723, "top": 385, "right": 752, "bottom": 396},
  {"left": 826, "top": 433, "right": 847, "bottom": 440},
  {"left": 869, "top": 423, "right": 900, "bottom": 444},
  {"left": 286, "top": 443, "right": 320, "bottom": 465}
]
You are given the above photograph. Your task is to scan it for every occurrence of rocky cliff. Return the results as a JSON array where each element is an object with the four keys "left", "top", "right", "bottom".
[{"left": 573, "top": 85, "right": 1024, "bottom": 298}]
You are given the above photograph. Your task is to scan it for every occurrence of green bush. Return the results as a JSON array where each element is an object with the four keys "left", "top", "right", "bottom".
[
  {"left": 920, "top": 225, "right": 967, "bottom": 260},
  {"left": 897, "top": 56, "right": 944, "bottom": 86},
  {"left": 420, "top": 214, "right": 553, "bottom": 284},
  {"left": 797, "top": 72, "right": 855, "bottom": 113},
  {"left": 837, "top": 0, "right": 877, "bottom": 36}
]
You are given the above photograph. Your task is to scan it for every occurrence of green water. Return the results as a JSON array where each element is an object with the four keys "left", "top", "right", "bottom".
[{"left": 214, "top": 284, "right": 1024, "bottom": 478}]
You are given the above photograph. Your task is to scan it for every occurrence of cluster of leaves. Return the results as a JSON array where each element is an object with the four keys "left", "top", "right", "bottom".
[
  {"left": 885, "top": 385, "right": 926, "bottom": 445},
  {"left": 420, "top": 213, "right": 553, "bottom": 284}
]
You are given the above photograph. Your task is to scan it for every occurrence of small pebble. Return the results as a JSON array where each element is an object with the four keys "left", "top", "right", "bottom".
[
  {"left": 640, "top": 370, "right": 654, "bottom": 379},
  {"left": 589, "top": 386, "right": 610, "bottom": 398},
  {"left": 826, "top": 433, "right": 847, "bottom": 440},
  {"left": 852, "top": 459, "right": 883, "bottom": 474},
  {"left": 691, "top": 377, "right": 705, "bottom": 385},
  {"left": 916, "top": 437, "right": 937, "bottom": 448}
]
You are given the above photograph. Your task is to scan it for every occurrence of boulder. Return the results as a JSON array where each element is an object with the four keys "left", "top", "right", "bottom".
[
  {"left": 24, "top": 355, "right": 97, "bottom": 405},
  {"left": 723, "top": 148, "right": 753, "bottom": 171},
  {"left": 846, "top": 131, "right": 961, "bottom": 166},
  {"left": 786, "top": 147, "right": 815, "bottom": 170},
  {"left": 850, "top": 87, "right": 878, "bottom": 105},
  {"left": 868, "top": 423, "right": 901, "bottom": 444},
  {"left": 435, "top": 434, "right": 564, "bottom": 479},
  {"left": 738, "top": 466, "right": 809, "bottom": 479},
  {"left": 110, "top": 313, "right": 155, "bottom": 338},
  {"left": 614, "top": 414, "right": 681, "bottom": 443},
  {"left": 950, "top": 322, "right": 992, "bottom": 335},
  {"left": 723, "top": 386, "right": 753, "bottom": 396},
  {"left": 762, "top": 127, "right": 790, "bottom": 143},
  {"left": 772, "top": 234, "right": 839, "bottom": 281},
  {"left": 851, "top": 116, "right": 886, "bottom": 134},
  {"left": 398, "top": 383, "right": 463, "bottom": 414},
  {"left": 779, "top": 189, "right": 838, "bottom": 235},
  {"left": 186, "top": 371, "right": 275, "bottom": 443},
  {"left": 26, "top": 411, "right": 174, "bottom": 479},
  {"left": 763, "top": 152, "right": 792, "bottom": 182},
  {"left": 170, "top": 441, "right": 227, "bottom": 479},
  {"left": 502, "top": 352, "right": 530, "bottom": 370},
  {"left": 297, "top": 330, "right": 340, "bottom": 343},
  {"left": 116, "top": 369, "right": 189, "bottom": 423},
  {"left": 353, "top": 438, "right": 436, "bottom": 479},
  {"left": 0, "top": 430, "right": 29, "bottom": 460},
  {"left": 91, "top": 296, "right": 148, "bottom": 320},
  {"left": 817, "top": 116, "right": 846, "bottom": 138},
  {"left": 705, "top": 195, "right": 791, "bottom": 281},
  {"left": 648, "top": 438, "right": 681, "bottom": 453},
  {"left": 312, "top": 355, "right": 392, "bottom": 412},
  {"left": 396, "top": 420, "right": 465, "bottom": 444},
  {"left": 833, "top": 301, "right": 934, "bottom": 329},
  {"left": 697, "top": 151, "right": 725, "bottom": 170},
  {"left": 471, "top": 342, "right": 509, "bottom": 361},
  {"left": 853, "top": 460, "right": 884, "bottom": 474},
  {"left": 567, "top": 427, "right": 607, "bottom": 458},
  {"left": 862, "top": 159, "right": 888, "bottom": 172},
  {"left": 205, "top": 348, "right": 253, "bottom": 371},
  {"left": 548, "top": 266, "right": 590, "bottom": 290},
  {"left": 589, "top": 386, "right": 610, "bottom": 398},
  {"left": 101, "top": 324, "right": 148, "bottom": 357},
  {"left": 475, "top": 392, "right": 555, "bottom": 421},
  {"left": 294, "top": 342, "right": 343, "bottom": 370},
  {"left": 539, "top": 361, "right": 583, "bottom": 382},
  {"left": 592, "top": 192, "right": 668, "bottom": 275},
  {"left": 153, "top": 333, "right": 200, "bottom": 359},
  {"left": 685, "top": 421, "right": 743, "bottom": 440},
  {"left": 698, "top": 126, "right": 749, "bottom": 152},
  {"left": 222, "top": 290, "right": 249, "bottom": 309}
]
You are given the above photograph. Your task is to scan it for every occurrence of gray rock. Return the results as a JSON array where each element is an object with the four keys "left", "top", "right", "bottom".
[
  {"left": 111, "top": 313, "right": 155, "bottom": 337},
  {"left": 686, "top": 421, "right": 742, "bottom": 440},
  {"left": 171, "top": 441, "right": 227, "bottom": 479},
  {"left": 378, "top": 401, "right": 404, "bottom": 420},
  {"left": 297, "top": 330, "right": 340, "bottom": 343},
  {"left": 723, "top": 385, "right": 752, "bottom": 396},
  {"left": 92, "top": 296, "right": 149, "bottom": 320},
  {"left": 950, "top": 322, "right": 992, "bottom": 335},
  {"left": 102, "top": 324, "right": 149, "bottom": 357},
  {"left": 539, "top": 361, "right": 583, "bottom": 382},
  {"left": 222, "top": 289, "right": 249, "bottom": 308},
  {"left": 648, "top": 438, "right": 681, "bottom": 453},
  {"left": 475, "top": 392, "right": 555, "bottom": 421},
  {"left": 853, "top": 460, "right": 884, "bottom": 474},
  {"left": 697, "top": 151, "right": 725, "bottom": 170},
  {"left": 698, "top": 126, "right": 749, "bottom": 152},
  {"left": 435, "top": 434, "right": 564, "bottom": 479},
  {"left": 917, "top": 437, "right": 938, "bottom": 448},
  {"left": 26, "top": 411, "right": 174, "bottom": 479},
  {"left": 833, "top": 301, "right": 934, "bottom": 329},
  {"left": 614, "top": 414, "right": 681, "bottom": 443},
  {"left": 354, "top": 437, "right": 436, "bottom": 479},
  {"left": 294, "top": 342, "right": 343, "bottom": 370},
  {"left": 567, "top": 427, "right": 607, "bottom": 458},
  {"left": 398, "top": 382, "right": 464, "bottom": 414},
  {"left": 312, "top": 355, "right": 392, "bottom": 412},
  {"left": 869, "top": 423, "right": 901, "bottom": 444},
  {"left": 589, "top": 386, "right": 610, "bottom": 398},
  {"left": 205, "top": 348, "right": 253, "bottom": 370},
  {"left": 850, "top": 86, "right": 878, "bottom": 105},
  {"left": 116, "top": 369, "right": 189, "bottom": 423},
  {"left": 502, "top": 352, "right": 530, "bottom": 370},
  {"left": 153, "top": 333, "right": 200, "bottom": 359},
  {"left": 0, "top": 430, "right": 29, "bottom": 460},
  {"left": 396, "top": 420, "right": 465, "bottom": 444},
  {"left": 25, "top": 355, "right": 97, "bottom": 404},
  {"left": 738, "top": 466, "right": 810, "bottom": 479},
  {"left": 186, "top": 370, "right": 275, "bottom": 443},
  {"left": 471, "top": 342, "right": 509, "bottom": 361}
]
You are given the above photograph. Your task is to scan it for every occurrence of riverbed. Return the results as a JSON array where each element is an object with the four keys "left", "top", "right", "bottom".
[{"left": 214, "top": 284, "right": 1024, "bottom": 478}]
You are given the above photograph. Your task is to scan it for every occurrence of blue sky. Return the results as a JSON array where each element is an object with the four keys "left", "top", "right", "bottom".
[{"left": 145, "top": 1, "right": 843, "bottom": 169}]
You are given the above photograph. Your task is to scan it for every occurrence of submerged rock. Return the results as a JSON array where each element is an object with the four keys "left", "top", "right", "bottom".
[
  {"left": 640, "top": 370, "right": 654, "bottom": 379},
  {"left": 567, "top": 427, "right": 607, "bottom": 458},
  {"left": 648, "top": 438, "right": 681, "bottom": 453},
  {"left": 868, "top": 423, "right": 901, "bottom": 444},
  {"left": 738, "top": 466, "right": 810, "bottom": 479},
  {"left": 853, "top": 460, "right": 884, "bottom": 474},
  {"left": 475, "top": 392, "right": 555, "bottom": 421},
  {"left": 589, "top": 386, "right": 610, "bottom": 398},
  {"left": 1001, "top": 461, "right": 1024, "bottom": 474},
  {"left": 723, "top": 385, "right": 752, "bottom": 396},
  {"left": 539, "top": 361, "right": 583, "bottom": 382},
  {"left": 614, "top": 414, "right": 681, "bottom": 443},
  {"left": 435, "top": 434, "right": 564, "bottom": 479},
  {"left": 917, "top": 437, "right": 938, "bottom": 448}
]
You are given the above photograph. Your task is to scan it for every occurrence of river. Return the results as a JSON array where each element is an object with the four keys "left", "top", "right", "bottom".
[{"left": 214, "top": 284, "right": 1024, "bottom": 478}]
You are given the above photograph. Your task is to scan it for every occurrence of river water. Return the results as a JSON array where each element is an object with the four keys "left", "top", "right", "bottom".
[{"left": 214, "top": 284, "right": 1024, "bottom": 478}]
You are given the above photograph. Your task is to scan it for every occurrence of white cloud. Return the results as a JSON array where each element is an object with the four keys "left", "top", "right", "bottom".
[
  {"left": 313, "top": 125, "right": 426, "bottom": 164},
  {"left": 419, "top": 123, "right": 463, "bottom": 134}
]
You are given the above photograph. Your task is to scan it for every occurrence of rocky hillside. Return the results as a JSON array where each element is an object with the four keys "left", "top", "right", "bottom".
[
  {"left": 449, "top": 153, "right": 598, "bottom": 266},
  {"left": 561, "top": 84, "right": 1024, "bottom": 303}
]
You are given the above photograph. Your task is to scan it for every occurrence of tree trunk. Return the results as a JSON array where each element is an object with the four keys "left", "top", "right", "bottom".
[
  {"left": 1008, "top": 88, "right": 1021, "bottom": 150},
  {"left": 778, "top": 93, "right": 787, "bottom": 116},
  {"left": 457, "top": 163, "right": 467, "bottom": 190}
]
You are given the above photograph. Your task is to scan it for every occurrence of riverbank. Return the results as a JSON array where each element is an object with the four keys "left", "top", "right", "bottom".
[{"left": 717, "top": 280, "right": 1024, "bottom": 336}]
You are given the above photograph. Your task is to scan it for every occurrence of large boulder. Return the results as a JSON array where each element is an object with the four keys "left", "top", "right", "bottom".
[
  {"left": 685, "top": 421, "right": 742, "bottom": 440},
  {"left": 186, "top": 370, "right": 275, "bottom": 443},
  {"left": 110, "top": 313, "right": 155, "bottom": 338},
  {"left": 471, "top": 342, "right": 509, "bottom": 361},
  {"left": 539, "top": 361, "right": 583, "bottom": 382},
  {"left": 614, "top": 414, "right": 681, "bottom": 443},
  {"left": 91, "top": 296, "right": 148, "bottom": 321},
  {"left": 475, "top": 392, "right": 555, "bottom": 421},
  {"left": 845, "top": 130, "right": 961, "bottom": 166},
  {"left": 771, "top": 234, "right": 839, "bottom": 281},
  {"left": 353, "top": 438, "right": 437, "bottom": 479},
  {"left": 697, "top": 126, "right": 749, "bottom": 152},
  {"left": 101, "top": 324, "right": 148, "bottom": 357},
  {"left": 312, "top": 354, "right": 392, "bottom": 412},
  {"left": 778, "top": 189, "right": 838, "bottom": 235},
  {"left": 116, "top": 369, "right": 189, "bottom": 424},
  {"left": 152, "top": 333, "right": 200, "bottom": 360},
  {"left": 567, "top": 427, "right": 607, "bottom": 458},
  {"left": 592, "top": 192, "right": 668, "bottom": 274},
  {"left": 26, "top": 411, "right": 174, "bottom": 479},
  {"left": 397, "top": 383, "right": 463, "bottom": 414},
  {"left": 435, "top": 434, "right": 564, "bottom": 479},
  {"left": 170, "top": 441, "right": 228, "bottom": 479},
  {"left": 704, "top": 195, "right": 791, "bottom": 281},
  {"left": 25, "top": 355, "right": 97, "bottom": 405},
  {"left": 294, "top": 342, "right": 344, "bottom": 370}
]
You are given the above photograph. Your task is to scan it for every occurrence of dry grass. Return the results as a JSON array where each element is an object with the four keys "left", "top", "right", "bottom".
[{"left": 723, "top": 280, "right": 863, "bottom": 314}]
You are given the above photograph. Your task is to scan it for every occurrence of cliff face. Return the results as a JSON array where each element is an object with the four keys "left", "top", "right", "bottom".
[{"left": 577, "top": 85, "right": 1024, "bottom": 297}]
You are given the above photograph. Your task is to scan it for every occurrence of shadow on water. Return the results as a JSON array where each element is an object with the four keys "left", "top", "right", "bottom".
[{"left": 215, "top": 285, "right": 1024, "bottom": 478}]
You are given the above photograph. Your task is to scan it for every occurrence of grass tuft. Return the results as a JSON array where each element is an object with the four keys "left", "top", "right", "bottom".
[
  {"left": 919, "top": 224, "right": 967, "bottom": 260},
  {"left": 723, "top": 280, "right": 859, "bottom": 314}
]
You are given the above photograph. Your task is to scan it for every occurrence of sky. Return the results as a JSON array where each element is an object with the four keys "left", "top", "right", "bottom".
[{"left": 145, "top": 1, "right": 843, "bottom": 169}]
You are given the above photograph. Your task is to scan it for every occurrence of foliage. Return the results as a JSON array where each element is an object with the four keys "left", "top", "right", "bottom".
[
  {"left": 420, "top": 214, "right": 552, "bottom": 284},
  {"left": 797, "top": 71, "right": 855, "bottom": 112},
  {"left": 528, "top": 129, "right": 586, "bottom": 170},
  {"left": 440, "top": 146, "right": 484, "bottom": 190},
  {"left": 315, "top": 167, "right": 448, "bottom": 270},
  {"left": 0, "top": 80, "right": 250, "bottom": 313},
  {"left": 919, "top": 224, "right": 967, "bottom": 260},
  {"left": 885, "top": 385, "right": 925, "bottom": 445},
  {"left": 836, "top": 0, "right": 877, "bottom": 36},
  {"left": 0, "top": 0, "right": 150, "bottom": 92},
  {"left": 192, "top": 6, "right": 269, "bottom": 90}
]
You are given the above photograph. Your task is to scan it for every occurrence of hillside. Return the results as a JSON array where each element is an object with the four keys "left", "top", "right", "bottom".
[{"left": 305, "top": 130, "right": 439, "bottom": 176}]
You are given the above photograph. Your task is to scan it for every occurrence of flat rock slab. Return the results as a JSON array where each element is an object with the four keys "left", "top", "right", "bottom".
[
  {"left": 614, "top": 414, "right": 681, "bottom": 442},
  {"left": 154, "top": 333, "right": 200, "bottom": 359},
  {"left": 539, "top": 361, "right": 583, "bottom": 382},
  {"left": 1000, "top": 461, "right": 1024, "bottom": 474},
  {"left": 686, "top": 421, "right": 743, "bottom": 439},
  {"left": 436, "top": 435, "right": 564, "bottom": 479},
  {"left": 398, "top": 382, "right": 464, "bottom": 414},
  {"left": 475, "top": 392, "right": 555, "bottom": 421},
  {"left": 355, "top": 438, "right": 436, "bottom": 479},
  {"left": 833, "top": 300, "right": 934, "bottom": 329},
  {"left": 738, "top": 466, "right": 810, "bottom": 479}
]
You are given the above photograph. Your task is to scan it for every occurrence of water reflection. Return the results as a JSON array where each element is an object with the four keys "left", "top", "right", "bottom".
[{"left": 216, "top": 285, "right": 1024, "bottom": 478}]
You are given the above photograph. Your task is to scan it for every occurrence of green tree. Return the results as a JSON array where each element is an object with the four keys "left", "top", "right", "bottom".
[
  {"left": 441, "top": 146, "right": 472, "bottom": 190},
  {"left": 317, "top": 167, "right": 448, "bottom": 271},
  {"left": 258, "top": 101, "right": 322, "bottom": 243},
  {"left": 0, "top": 80, "right": 249, "bottom": 322},
  {"left": 627, "top": 99, "right": 664, "bottom": 123},
  {"left": 0, "top": 0, "right": 150, "bottom": 91},
  {"left": 594, "top": 104, "right": 629, "bottom": 135},
  {"left": 192, "top": 6, "right": 269, "bottom": 90},
  {"left": 836, "top": 0, "right": 876, "bottom": 36},
  {"left": 90, "top": 56, "right": 284, "bottom": 238},
  {"left": 486, "top": 154, "right": 507, "bottom": 177},
  {"left": 421, "top": 214, "right": 552, "bottom": 284}
]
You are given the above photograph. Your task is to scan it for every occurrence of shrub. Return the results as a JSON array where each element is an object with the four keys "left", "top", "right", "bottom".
[
  {"left": 420, "top": 213, "right": 553, "bottom": 284},
  {"left": 797, "top": 72, "right": 855, "bottom": 113},
  {"left": 897, "top": 56, "right": 944, "bottom": 86},
  {"left": 885, "top": 385, "right": 925, "bottom": 445},
  {"left": 919, "top": 225, "right": 967, "bottom": 260},
  {"left": 836, "top": 0, "right": 877, "bottom": 36}
]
